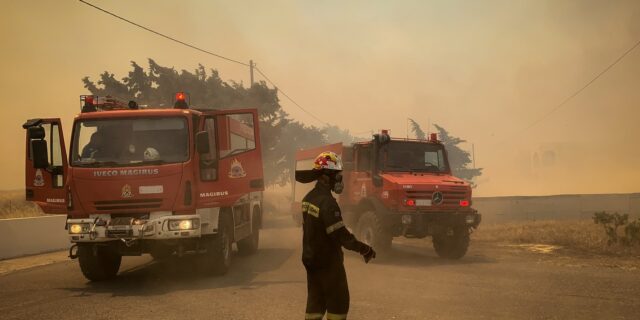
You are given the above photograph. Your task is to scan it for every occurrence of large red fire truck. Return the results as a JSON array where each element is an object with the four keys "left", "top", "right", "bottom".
[
  {"left": 23, "top": 93, "right": 264, "bottom": 281},
  {"left": 292, "top": 131, "right": 481, "bottom": 259}
]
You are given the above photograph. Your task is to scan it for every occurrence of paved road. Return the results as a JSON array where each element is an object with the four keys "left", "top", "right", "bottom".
[{"left": 1, "top": 216, "right": 639, "bottom": 320}]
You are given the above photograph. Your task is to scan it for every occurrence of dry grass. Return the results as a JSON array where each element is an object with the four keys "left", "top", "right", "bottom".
[
  {"left": 0, "top": 190, "right": 43, "bottom": 219},
  {"left": 473, "top": 219, "right": 640, "bottom": 257}
]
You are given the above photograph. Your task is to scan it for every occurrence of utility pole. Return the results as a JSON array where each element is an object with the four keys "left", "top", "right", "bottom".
[
  {"left": 249, "top": 60, "right": 254, "bottom": 86},
  {"left": 472, "top": 143, "right": 476, "bottom": 169}
]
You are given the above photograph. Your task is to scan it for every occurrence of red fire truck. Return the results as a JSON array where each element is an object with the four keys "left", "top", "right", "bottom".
[
  {"left": 23, "top": 93, "right": 264, "bottom": 280},
  {"left": 292, "top": 131, "right": 481, "bottom": 259}
]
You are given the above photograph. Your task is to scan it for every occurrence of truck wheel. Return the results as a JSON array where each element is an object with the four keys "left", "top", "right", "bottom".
[
  {"left": 433, "top": 227, "right": 470, "bottom": 259},
  {"left": 198, "top": 215, "right": 232, "bottom": 275},
  {"left": 356, "top": 211, "right": 392, "bottom": 251},
  {"left": 77, "top": 245, "right": 121, "bottom": 281},
  {"left": 238, "top": 209, "right": 260, "bottom": 255}
]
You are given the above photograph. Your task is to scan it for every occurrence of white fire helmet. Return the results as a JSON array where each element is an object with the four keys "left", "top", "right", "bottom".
[{"left": 143, "top": 147, "right": 160, "bottom": 161}]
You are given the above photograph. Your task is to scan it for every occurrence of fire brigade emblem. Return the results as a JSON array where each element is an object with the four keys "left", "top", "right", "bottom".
[
  {"left": 34, "top": 169, "right": 45, "bottom": 187},
  {"left": 121, "top": 184, "right": 133, "bottom": 198},
  {"left": 228, "top": 158, "right": 247, "bottom": 178},
  {"left": 432, "top": 191, "right": 444, "bottom": 205}
]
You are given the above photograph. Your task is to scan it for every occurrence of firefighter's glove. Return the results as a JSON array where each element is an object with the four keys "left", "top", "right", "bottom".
[{"left": 360, "top": 245, "right": 376, "bottom": 263}]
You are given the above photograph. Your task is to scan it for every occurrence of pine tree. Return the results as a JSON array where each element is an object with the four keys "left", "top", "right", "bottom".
[
  {"left": 433, "top": 124, "right": 482, "bottom": 182},
  {"left": 408, "top": 118, "right": 426, "bottom": 140}
]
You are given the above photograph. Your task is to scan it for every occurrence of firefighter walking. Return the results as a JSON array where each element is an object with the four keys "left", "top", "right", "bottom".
[{"left": 296, "top": 151, "right": 376, "bottom": 320}]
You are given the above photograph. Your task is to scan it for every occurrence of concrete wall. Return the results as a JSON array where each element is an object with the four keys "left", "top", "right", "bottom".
[
  {"left": 474, "top": 193, "right": 640, "bottom": 224},
  {"left": 0, "top": 215, "right": 68, "bottom": 260}
]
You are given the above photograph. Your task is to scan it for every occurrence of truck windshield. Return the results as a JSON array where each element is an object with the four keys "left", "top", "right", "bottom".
[
  {"left": 380, "top": 141, "right": 448, "bottom": 173},
  {"left": 71, "top": 117, "right": 189, "bottom": 167}
]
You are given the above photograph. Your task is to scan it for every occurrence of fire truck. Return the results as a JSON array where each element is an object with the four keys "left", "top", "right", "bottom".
[
  {"left": 23, "top": 93, "right": 264, "bottom": 281},
  {"left": 292, "top": 131, "right": 481, "bottom": 259}
]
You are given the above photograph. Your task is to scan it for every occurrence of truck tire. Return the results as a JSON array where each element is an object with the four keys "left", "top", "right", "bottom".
[
  {"left": 77, "top": 245, "right": 121, "bottom": 281},
  {"left": 432, "top": 227, "right": 470, "bottom": 259},
  {"left": 198, "top": 214, "right": 232, "bottom": 275},
  {"left": 356, "top": 211, "right": 392, "bottom": 251},
  {"left": 237, "top": 209, "right": 260, "bottom": 255}
]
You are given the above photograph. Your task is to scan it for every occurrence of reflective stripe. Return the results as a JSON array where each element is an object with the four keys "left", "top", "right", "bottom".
[
  {"left": 326, "top": 312, "right": 348, "bottom": 320},
  {"left": 302, "top": 201, "right": 320, "bottom": 218},
  {"left": 326, "top": 221, "right": 345, "bottom": 234},
  {"left": 305, "top": 313, "right": 324, "bottom": 319}
]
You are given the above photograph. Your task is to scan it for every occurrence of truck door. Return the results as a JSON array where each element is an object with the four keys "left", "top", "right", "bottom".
[
  {"left": 23, "top": 118, "right": 68, "bottom": 214},
  {"left": 351, "top": 144, "right": 373, "bottom": 203},
  {"left": 214, "top": 110, "right": 264, "bottom": 197},
  {"left": 195, "top": 110, "right": 264, "bottom": 235}
]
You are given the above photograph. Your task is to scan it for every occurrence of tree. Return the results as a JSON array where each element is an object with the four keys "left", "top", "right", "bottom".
[
  {"left": 408, "top": 118, "right": 426, "bottom": 140},
  {"left": 323, "top": 124, "right": 357, "bottom": 145},
  {"left": 82, "top": 59, "right": 324, "bottom": 186},
  {"left": 433, "top": 124, "right": 482, "bottom": 183}
]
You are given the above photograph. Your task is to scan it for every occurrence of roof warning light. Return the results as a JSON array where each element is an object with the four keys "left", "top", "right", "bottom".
[{"left": 174, "top": 92, "right": 189, "bottom": 109}]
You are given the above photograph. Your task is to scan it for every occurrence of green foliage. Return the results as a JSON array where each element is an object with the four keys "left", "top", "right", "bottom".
[
  {"left": 408, "top": 118, "right": 426, "bottom": 140},
  {"left": 433, "top": 124, "right": 482, "bottom": 182},
  {"left": 323, "top": 124, "right": 358, "bottom": 145},
  {"left": 82, "top": 59, "right": 324, "bottom": 186},
  {"left": 592, "top": 211, "right": 640, "bottom": 246},
  {"left": 625, "top": 220, "right": 640, "bottom": 245}
]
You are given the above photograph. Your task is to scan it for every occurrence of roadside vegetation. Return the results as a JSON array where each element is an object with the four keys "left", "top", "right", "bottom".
[
  {"left": 473, "top": 215, "right": 640, "bottom": 257},
  {"left": 0, "top": 190, "right": 42, "bottom": 219}
]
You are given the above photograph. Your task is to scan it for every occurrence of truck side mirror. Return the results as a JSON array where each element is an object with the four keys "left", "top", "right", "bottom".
[
  {"left": 31, "top": 139, "right": 49, "bottom": 169},
  {"left": 195, "top": 131, "right": 210, "bottom": 154},
  {"left": 28, "top": 126, "right": 45, "bottom": 140}
]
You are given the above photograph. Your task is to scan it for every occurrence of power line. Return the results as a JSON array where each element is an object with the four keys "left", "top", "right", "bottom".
[
  {"left": 79, "top": 0, "right": 329, "bottom": 126},
  {"left": 254, "top": 67, "right": 329, "bottom": 126},
  {"left": 78, "top": 0, "right": 249, "bottom": 66},
  {"left": 513, "top": 36, "right": 640, "bottom": 136}
]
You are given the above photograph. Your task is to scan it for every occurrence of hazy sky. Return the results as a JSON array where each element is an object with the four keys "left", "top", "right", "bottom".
[{"left": 1, "top": 0, "right": 639, "bottom": 196}]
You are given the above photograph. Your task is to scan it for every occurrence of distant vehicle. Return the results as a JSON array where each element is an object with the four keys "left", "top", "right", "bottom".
[
  {"left": 23, "top": 93, "right": 264, "bottom": 281},
  {"left": 292, "top": 131, "right": 481, "bottom": 259}
]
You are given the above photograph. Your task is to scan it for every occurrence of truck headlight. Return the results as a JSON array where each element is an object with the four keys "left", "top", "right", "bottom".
[
  {"left": 68, "top": 223, "right": 90, "bottom": 234},
  {"left": 168, "top": 219, "right": 200, "bottom": 231}
]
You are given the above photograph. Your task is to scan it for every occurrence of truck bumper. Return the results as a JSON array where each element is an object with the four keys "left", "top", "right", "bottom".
[
  {"left": 390, "top": 210, "right": 481, "bottom": 238},
  {"left": 66, "top": 214, "right": 202, "bottom": 243}
]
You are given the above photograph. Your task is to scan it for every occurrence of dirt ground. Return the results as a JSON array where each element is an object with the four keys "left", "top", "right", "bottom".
[{"left": 1, "top": 215, "right": 639, "bottom": 320}]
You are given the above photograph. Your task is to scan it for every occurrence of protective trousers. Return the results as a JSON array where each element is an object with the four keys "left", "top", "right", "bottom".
[{"left": 305, "top": 263, "right": 349, "bottom": 320}]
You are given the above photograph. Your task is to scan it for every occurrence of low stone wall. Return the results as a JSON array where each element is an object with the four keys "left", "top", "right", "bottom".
[
  {"left": 0, "top": 215, "right": 68, "bottom": 260},
  {"left": 474, "top": 193, "right": 640, "bottom": 224}
]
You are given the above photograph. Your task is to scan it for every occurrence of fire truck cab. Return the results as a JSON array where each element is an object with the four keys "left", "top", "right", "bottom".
[
  {"left": 23, "top": 94, "right": 264, "bottom": 281},
  {"left": 292, "top": 131, "right": 481, "bottom": 259}
]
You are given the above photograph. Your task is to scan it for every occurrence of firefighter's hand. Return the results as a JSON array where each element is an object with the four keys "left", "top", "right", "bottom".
[{"left": 360, "top": 245, "right": 376, "bottom": 263}]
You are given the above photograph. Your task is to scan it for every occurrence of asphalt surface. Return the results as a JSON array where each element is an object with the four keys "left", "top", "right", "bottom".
[{"left": 1, "top": 215, "right": 639, "bottom": 320}]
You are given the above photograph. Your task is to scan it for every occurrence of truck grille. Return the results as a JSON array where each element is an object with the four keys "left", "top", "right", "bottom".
[
  {"left": 106, "top": 229, "right": 133, "bottom": 238},
  {"left": 93, "top": 198, "right": 162, "bottom": 211},
  {"left": 405, "top": 189, "right": 467, "bottom": 206}
]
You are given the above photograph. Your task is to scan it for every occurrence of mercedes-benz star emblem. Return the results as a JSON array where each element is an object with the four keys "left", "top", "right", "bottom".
[{"left": 432, "top": 191, "right": 444, "bottom": 205}]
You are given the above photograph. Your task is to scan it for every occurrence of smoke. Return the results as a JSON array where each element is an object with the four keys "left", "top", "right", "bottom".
[{"left": 1, "top": 1, "right": 639, "bottom": 196}]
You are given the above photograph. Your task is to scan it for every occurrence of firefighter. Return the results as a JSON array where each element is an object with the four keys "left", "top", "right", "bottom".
[{"left": 295, "top": 151, "right": 376, "bottom": 320}]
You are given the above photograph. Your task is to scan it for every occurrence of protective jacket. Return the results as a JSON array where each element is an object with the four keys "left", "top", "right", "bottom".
[{"left": 301, "top": 182, "right": 368, "bottom": 269}]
